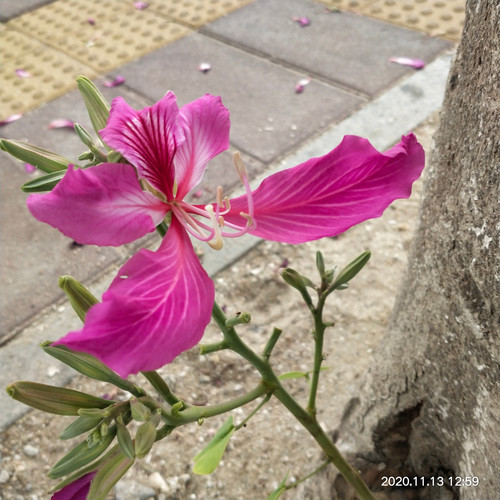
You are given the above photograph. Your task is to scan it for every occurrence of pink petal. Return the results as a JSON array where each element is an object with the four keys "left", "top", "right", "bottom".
[
  {"left": 48, "top": 118, "right": 75, "bottom": 129},
  {"left": 16, "top": 69, "right": 32, "bottom": 78},
  {"left": 87, "top": 17, "right": 96, "bottom": 25},
  {"left": 133, "top": 1, "right": 149, "bottom": 9},
  {"left": 174, "top": 94, "right": 230, "bottom": 199},
  {"left": 0, "top": 113, "right": 22, "bottom": 126},
  {"left": 224, "top": 134, "right": 425, "bottom": 243},
  {"left": 103, "top": 75, "right": 126, "bottom": 87},
  {"left": 51, "top": 472, "right": 96, "bottom": 500},
  {"left": 25, "top": 163, "right": 36, "bottom": 173},
  {"left": 295, "top": 78, "right": 311, "bottom": 93},
  {"left": 198, "top": 62, "right": 211, "bottom": 73},
  {"left": 100, "top": 93, "right": 184, "bottom": 198},
  {"left": 53, "top": 219, "right": 215, "bottom": 377},
  {"left": 292, "top": 16, "right": 311, "bottom": 27},
  {"left": 27, "top": 163, "right": 167, "bottom": 246},
  {"left": 389, "top": 57, "right": 426, "bottom": 69}
]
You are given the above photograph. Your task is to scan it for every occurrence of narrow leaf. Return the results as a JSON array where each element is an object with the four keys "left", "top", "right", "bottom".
[
  {"left": 193, "top": 416, "right": 234, "bottom": 475},
  {"left": 266, "top": 472, "right": 289, "bottom": 500},
  {"left": 278, "top": 371, "right": 307, "bottom": 381}
]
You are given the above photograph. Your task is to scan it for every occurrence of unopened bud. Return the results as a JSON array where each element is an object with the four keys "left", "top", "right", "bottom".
[
  {"left": 0, "top": 138, "right": 70, "bottom": 173},
  {"left": 59, "top": 275, "right": 98, "bottom": 321},
  {"left": 134, "top": 419, "right": 157, "bottom": 458},
  {"left": 60, "top": 414, "right": 103, "bottom": 440},
  {"left": 6, "top": 381, "right": 112, "bottom": 416},
  {"left": 21, "top": 170, "right": 65, "bottom": 193},
  {"left": 76, "top": 76, "right": 110, "bottom": 140},
  {"left": 130, "top": 398, "right": 151, "bottom": 422},
  {"left": 280, "top": 268, "right": 314, "bottom": 306},
  {"left": 42, "top": 342, "right": 146, "bottom": 397},
  {"left": 329, "top": 251, "right": 371, "bottom": 291},
  {"left": 116, "top": 417, "right": 135, "bottom": 459}
]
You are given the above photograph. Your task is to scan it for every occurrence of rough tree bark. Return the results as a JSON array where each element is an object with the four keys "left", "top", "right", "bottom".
[{"left": 305, "top": 2, "right": 500, "bottom": 500}]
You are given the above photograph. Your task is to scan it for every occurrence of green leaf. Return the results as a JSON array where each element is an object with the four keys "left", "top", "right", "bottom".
[
  {"left": 0, "top": 139, "right": 70, "bottom": 173},
  {"left": 49, "top": 428, "right": 116, "bottom": 478},
  {"left": 86, "top": 445, "right": 134, "bottom": 500},
  {"left": 21, "top": 170, "right": 66, "bottom": 192},
  {"left": 266, "top": 472, "right": 289, "bottom": 500},
  {"left": 278, "top": 371, "right": 307, "bottom": 381},
  {"left": 193, "top": 416, "right": 235, "bottom": 475}
]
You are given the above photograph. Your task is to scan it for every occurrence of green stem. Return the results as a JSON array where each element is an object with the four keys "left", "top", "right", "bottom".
[
  {"left": 284, "top": 460, "right": 330, "bottom": 492},
  {"left": 141, "top": 371, "right": 179, "bottom": 406},
  {"left": 307, "top": 296, "right": 326, "bottom": 416},
  {"left": 262, "top": 327, "right": 283, "bottom": 360},
  {"left": 199, "top": 340, "right": 229, "bottom": 355},
  {"left": 211, "top": 301, "right": 376, "bottom": 500},
  {"left": 235, "top": 393, "right": 272, "bottom": 431}
]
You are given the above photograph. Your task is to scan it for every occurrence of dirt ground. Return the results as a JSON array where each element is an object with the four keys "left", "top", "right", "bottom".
[{"left": 0, "top": 114, "right": 438, "bottom": 500}]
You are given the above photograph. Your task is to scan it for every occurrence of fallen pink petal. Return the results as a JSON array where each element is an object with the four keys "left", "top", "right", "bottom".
[
  {"left": 198, "top": 62, "right": 211, "bottom": 73},
  {"left": 25, "top": 163, "right": 36, "bottom": 173},
  {"left": 15, "top": 69, "right": 32, "bottom": 78},
  {"left": 103, "top": 75, "right": 126, "bottom": 87},
  {"left": 389, "top": 57, "right": 426, "bottom": 69},
  {"left": 87, "top": 17, "right": 96, "bottom": 25},
  {"left": 48, "top": 119, "right": 75, "bottom": 129},
  {"left": 292, "top": 16, "right": 311, "bottom": 27},
  {"left": 133, "top": 1, "right": 148, "bottom": 9},
  {"left": 0, "top": 113, "right": 23, "bottom": 126},
  {"left": 295, "top": 77, "right": 311, "bottom": 93},
  {"left": 28, "top": 90, "right": 425, "bottom": 376}
]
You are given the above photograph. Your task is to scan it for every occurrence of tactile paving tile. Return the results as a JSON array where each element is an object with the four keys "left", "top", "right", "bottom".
[
  {"left": 317, "top": 0, "right": 465, "bottom": 41},
  {"left": 144, "top": 0, "right": 257, "bottom": 28},
  {"left": 0, "top": 27, "right": 97, "bottom": 120},
  {"left": 7, "top": 0, "right": 191, "bottom": 73}
]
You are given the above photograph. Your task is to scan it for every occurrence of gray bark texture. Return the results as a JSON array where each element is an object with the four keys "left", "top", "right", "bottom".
[{"left": 304, "top": 2, "right": 500, "bottom": 499}]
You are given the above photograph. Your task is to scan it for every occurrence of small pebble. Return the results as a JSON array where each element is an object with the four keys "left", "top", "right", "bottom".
[
  {"left": 23, "top": 445, "right": 39, "bottom": 457},
  {"left": 0, "top": 469, "right": 9, "bottom": 483}
]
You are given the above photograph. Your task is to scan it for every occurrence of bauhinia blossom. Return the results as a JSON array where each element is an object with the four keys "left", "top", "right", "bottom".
[
  {"left": 51, "top": 472, "right": 96, "bottom": 500},
  {"left": 27, "top": 91, "right": 424, "bottom": 377}
]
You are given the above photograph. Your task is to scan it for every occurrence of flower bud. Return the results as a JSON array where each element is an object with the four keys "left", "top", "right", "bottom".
[
  {"left": 42, "top": 342, "right": 146, "bottom": 397},
  {"left": 130, "top": 398, "right": 151, "bottom": 422},
  {"left": 6, "top": 381, "right": 112, "bottom": 416},
  {"left": 58, "top": 275, "right": 98, "bottom": 321},
  {"left": 60, "top": 414, "right": 103, "bottom": 440},
  {"left": 280, "top": 268, "right": 314, "bottom": 306},
  {"left": 116, "top": 417, "right": 135, "bottom": 459},
  {"left": 76, "top": 76, "right": 110, "bottom": 140},
  {"left": 49, "top": 429, "right": 116, "bottom": 479},
  {"left": 0, "top": 139, "right": 70, "bottom": 173},
  {"left": 134, "top": 419, "right": 157, "bottom": 458},
  {"left": 329, "top": 251, "right": 371, "bottom": 291},
  {"left": 21, "top": 170, "right": 65, "bottom": 193}
]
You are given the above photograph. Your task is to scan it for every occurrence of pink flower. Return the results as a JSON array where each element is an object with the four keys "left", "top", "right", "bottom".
[
  {"left": 51, "top": 472, "right": 96, "bottom": 500},
  {"left": 27, "top": 92, "right": 424, "bottom": 377}
]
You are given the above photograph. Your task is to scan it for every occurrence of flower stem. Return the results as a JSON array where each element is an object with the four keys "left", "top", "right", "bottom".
[
  {"left": 307, "top": 296, "right": 326, "bottom": 416},
  {"left": 141, "top": 371, "right": 179, "bottom": 406},
  {"left": 211, "top": 300, "right": 376, "bottom": 500}
]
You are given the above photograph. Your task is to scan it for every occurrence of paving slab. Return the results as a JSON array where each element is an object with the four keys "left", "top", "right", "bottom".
[
  {"left": 0, "top": 0, "right": 55, "bottom": 22},
  {"left": 202, "top": 0, "right": 452, "bottom": 97},
  {"left": 116, "top": 32, "right": 364, "bottom": 164}
]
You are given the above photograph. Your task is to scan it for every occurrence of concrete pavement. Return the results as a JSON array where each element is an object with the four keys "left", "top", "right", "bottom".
[{"left": 0, "top": 0, "right": 458, "bottom": 430}]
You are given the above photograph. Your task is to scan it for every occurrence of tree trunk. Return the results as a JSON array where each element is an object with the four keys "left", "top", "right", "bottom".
[{"left": 309, "top": 2, "right": 500, "bottom": 499}]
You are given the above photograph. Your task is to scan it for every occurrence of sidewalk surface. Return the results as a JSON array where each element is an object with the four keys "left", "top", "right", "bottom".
[{"left": 0, "top": 0, "right": 460, "bottom": 430}]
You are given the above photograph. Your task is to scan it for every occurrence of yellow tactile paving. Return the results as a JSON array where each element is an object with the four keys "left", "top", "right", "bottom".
[
  {"left": 0, "top": 27, "right": 97, "bottom": 120},
  {"left": 7, "top": 0, "right": 191, "bottom": 73},
  {"left": 319, "top": 0, "right": 465, "bottom": 41},
  {"left": 144, "top": 0, "right": 256, "bottom": 28}
]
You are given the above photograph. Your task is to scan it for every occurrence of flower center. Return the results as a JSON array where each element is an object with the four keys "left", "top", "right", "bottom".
[{"left": 170, "top": 152, "right": 255, "bottom": 250}]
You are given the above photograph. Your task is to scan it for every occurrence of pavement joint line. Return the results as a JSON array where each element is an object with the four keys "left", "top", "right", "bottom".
[{"left": 0, "top": 50, "right": 453, "bottom": 432}]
